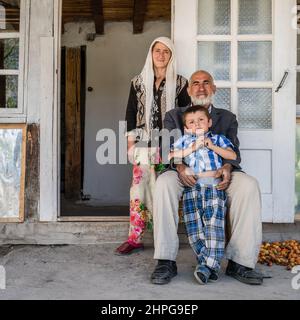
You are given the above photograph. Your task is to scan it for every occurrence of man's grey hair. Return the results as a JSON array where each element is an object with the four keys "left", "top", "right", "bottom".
[{"left": 188, "top": 70, "right": 215, "bottom": 87}]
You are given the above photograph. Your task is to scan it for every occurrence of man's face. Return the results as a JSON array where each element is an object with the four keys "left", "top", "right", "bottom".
[{"left": 187, "top": 72, "right": 216, "bottom": 107}]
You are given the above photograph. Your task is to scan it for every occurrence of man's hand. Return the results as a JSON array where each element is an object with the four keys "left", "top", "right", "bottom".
[
  {"left": 215, "top": 163, "right": 233, "bottom": 190},
  {"left": 176, "top": 163, "right": 197, "bottom": 187}
]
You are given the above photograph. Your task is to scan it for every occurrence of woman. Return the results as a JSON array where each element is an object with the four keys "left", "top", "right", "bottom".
[{"left": 115, "top": 37, "right": 190, "bottom": 255}]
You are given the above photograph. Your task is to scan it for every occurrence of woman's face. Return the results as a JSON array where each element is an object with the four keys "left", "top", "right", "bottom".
[{"left": 152, "top": 42, "right": 172, "bottom": 69}]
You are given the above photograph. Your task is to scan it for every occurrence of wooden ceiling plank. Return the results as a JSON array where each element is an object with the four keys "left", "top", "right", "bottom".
[
  {"left": 133, "top": 0, "right": 148, "bottom": 34},
  {"left": 61, "top": 0, "right": 172, "bottom": 32}
]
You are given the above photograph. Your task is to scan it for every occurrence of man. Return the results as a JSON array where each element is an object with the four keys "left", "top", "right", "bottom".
[{"left": 150, "top": 70, "right": 263, "bottom": 285}]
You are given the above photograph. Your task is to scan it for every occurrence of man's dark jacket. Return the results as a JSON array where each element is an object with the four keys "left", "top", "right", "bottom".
[{"left": 163, "top": 105, "right": 242, "bottom": 170}]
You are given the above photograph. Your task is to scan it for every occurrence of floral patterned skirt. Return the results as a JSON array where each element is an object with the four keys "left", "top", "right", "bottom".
[{"left": 127, "top": 147, "right": 165, "bottom": 245}]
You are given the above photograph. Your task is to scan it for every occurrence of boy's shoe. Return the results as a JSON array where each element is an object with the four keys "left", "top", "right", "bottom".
[
  {"left": 208, "top": 270, "right": 219, "bottom": 283},
  {"left": 194, "top": 265, "right": 211, "bottom": 285},
  {"left": 115, "top": 241, "right": 144, "bottom": 255}
]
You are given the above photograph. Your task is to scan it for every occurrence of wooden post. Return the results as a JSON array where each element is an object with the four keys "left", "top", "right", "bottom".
[
  {"left": 25, "top": 124, "right": 40, "bottom": 220},
  {"left": 65, "top": 47, "right": 82, "bottom": 199}
]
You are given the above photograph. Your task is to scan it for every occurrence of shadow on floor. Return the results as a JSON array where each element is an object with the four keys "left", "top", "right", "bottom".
[{"left": 61, "top": 196, "right": 129, "bottom": 217}]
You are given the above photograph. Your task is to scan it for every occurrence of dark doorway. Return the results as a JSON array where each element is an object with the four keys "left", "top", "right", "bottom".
[{"left": 60, "top": 46, "right": 128, "bottom": 217}]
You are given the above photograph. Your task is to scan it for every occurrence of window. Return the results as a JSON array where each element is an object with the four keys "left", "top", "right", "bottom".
[
  {"left": 197, "top": 0, "right": 273, "bottom": 128},
  {"left": 0, "top": 0, "right": 26, "bottom": 118}
]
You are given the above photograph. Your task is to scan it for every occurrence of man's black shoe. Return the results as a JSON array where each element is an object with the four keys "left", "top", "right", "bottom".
[
  {"left": 226, "top": 260, "right": 263, "bottom": 285},
  {"left": 151, "top": 260, "right": 177, "bottom": 285}
]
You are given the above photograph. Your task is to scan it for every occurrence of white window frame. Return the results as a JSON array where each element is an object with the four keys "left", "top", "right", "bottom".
[
  {"left": 0, "top": 0, "right": 29, "bottom": 123},
  {"left": 39, "top": 0, "right": 62, "bottom": 222},
  {"left": 195, "top": 0, "right": 274, "bottom": 124}
]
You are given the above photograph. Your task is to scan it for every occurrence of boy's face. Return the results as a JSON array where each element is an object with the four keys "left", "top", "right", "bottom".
[{"left": 184, "top": 111, "right": 212, "bottom": 134}]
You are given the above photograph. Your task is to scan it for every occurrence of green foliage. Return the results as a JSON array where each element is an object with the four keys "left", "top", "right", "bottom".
[
  {"left": 147, "top": 220, "right": 153, "bottom": 232},
  {"left": 155, "top": 163, "right": 166, "bottom": 173}
]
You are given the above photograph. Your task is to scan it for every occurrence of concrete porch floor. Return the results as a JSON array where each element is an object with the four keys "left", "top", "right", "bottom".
[{"left": 0, "top": 244, "right": 299, "bottom": 300}]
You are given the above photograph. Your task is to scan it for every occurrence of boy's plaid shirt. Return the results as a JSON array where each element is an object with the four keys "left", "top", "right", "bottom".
[{"left": 172, "top": 131, "right": 234, "bottom": 174}]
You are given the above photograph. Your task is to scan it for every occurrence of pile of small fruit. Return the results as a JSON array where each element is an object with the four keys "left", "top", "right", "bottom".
[{"left": 258, "top": 240, "right": 300, "bottom": 270}]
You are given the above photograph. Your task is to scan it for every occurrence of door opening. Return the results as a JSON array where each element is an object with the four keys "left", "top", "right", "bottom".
[{"left": 59, "top": 0, "right": 172, "bottom": 218}]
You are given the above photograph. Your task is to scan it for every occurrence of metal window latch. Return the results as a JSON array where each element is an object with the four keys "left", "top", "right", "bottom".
[{"left": 275, "top": 71, "right": 289, "bottom": 93}]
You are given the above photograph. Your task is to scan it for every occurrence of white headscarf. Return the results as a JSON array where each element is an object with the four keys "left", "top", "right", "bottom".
[{"left": 140, "top": 37, "right": 177, "bottom": 132}]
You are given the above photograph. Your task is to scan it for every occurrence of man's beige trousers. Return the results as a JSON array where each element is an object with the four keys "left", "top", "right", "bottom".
[{"left": 153, "top": 170, "right": 262, "bottom": 269}]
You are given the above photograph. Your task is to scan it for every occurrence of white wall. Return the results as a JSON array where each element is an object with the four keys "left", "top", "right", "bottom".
[{"left": 62, "top": 21, "right": 171, "bottom": 205}]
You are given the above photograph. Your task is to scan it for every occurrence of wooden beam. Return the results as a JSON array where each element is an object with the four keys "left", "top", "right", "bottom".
[
  {"left": 133, "top": 0, "right": 148, "bottom": 34},
  {"left": 91, "top": 0, "right": 104, "bottom": 35}
]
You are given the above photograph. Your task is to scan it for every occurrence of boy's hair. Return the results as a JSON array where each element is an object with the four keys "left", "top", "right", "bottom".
[{"left": 183, "top": 105, "right": 211, "bottom": 125}]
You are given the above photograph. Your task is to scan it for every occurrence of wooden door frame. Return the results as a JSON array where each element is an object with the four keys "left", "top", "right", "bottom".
[
  {"left": 39, "top": 0, "right": 61, "bottom": 222},
  {"left": 40, "top": 0, "right": 130, "bottom": 222}
]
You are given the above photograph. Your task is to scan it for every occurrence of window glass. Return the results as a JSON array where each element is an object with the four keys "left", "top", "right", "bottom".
[
  {"left": 0, "top": 75, "right": 18, "bottom": 109},
  {"left": 238, "top": 0, "right": 272, "bottom": 35},
  {"left": 0, "top": 1, "right": 20, "bottom": 111},
  {"left": 0, "top": 0, "right": 20, "bottom": 32},
  {"left": 0, "top": 38, "right": 19, "bottom": 69},
  {"left": 198, "top": 0, "right": 231, "bottom": 35},
  {"left": 198, "top": 41, "right": 231, "bottom": 81},
  {"left": 238, "top": 89, "right": 272, "bottom": 129}
]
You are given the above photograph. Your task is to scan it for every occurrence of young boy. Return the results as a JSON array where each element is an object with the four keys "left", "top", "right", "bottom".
[{"left": 169, "top": 105, "right": 237, "bottom": 285}]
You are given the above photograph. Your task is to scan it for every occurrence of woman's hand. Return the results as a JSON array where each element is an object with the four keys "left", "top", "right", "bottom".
[
  {"left": 168, "top": 151, "right": 175, "bottom": 161},
  {"left": 127, "top": 138, "right": 136, "bottom": 164}
]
